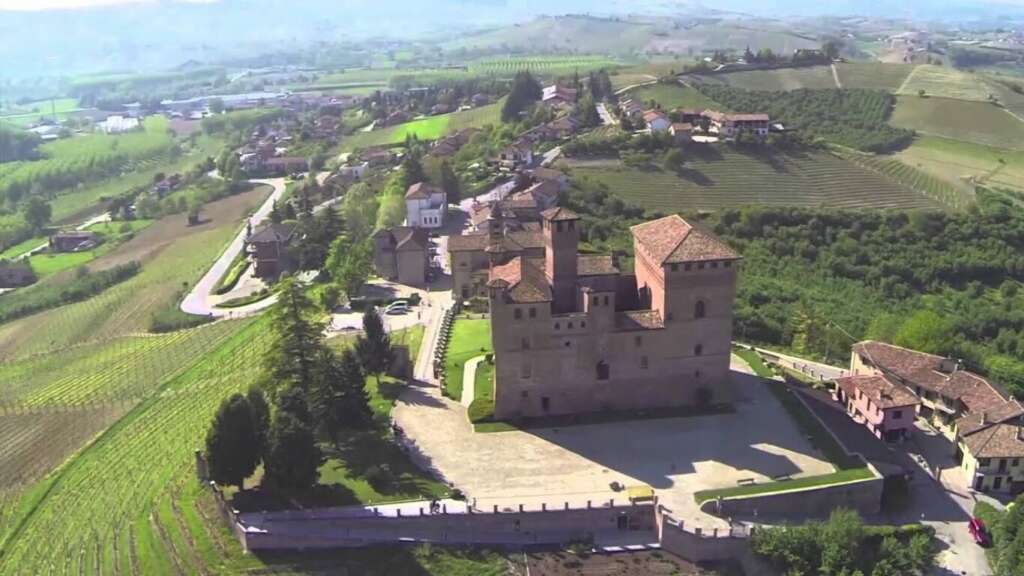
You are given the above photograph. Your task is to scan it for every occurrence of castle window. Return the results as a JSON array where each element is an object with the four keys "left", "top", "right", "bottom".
[
  {"left": 593, "top": 296, "right": 600, "bottom": 306},
  {"left": 568, "top": 322, "right": 574, "bottom": 329},
  {"left": 641, "top": 356, "right": 649, "bottom": 369},
  {"left": 684, "top": 263, "right": 692, "bottom": 271},
  {"left": 635, "top": 335, "right": 643, "bottom": 347},
  {"left": 711, "top": 261, "right": 719, "bottom": 269},
  {"left": 725, "top": 261, "right": 732, "bottom": 268},
  {"left": 581, "top": 321, "right": 586, "bottom": 328},
  {"left": 603, "top": 295, "right": 609, "bottom": 306},
  {"left": 554, "top": 322, "right": 560, "bottom": 330},
  {"left": 521, "top": 337, "right": 530, "bottom": 350},
  {"left": 671, "top": 263, "right": 678, "bottom": 272},
  {"left": 521, "top": 363, "right": 532, "bottom": 379},
  {"left": 596, "top": 361, "right": 610, "bottom": 380},
  {"left": 529, "top": 307, "right": 536, "bottom": 319},
  {"left": 667, "top": 312, "right": 674, "bottom": 322},
  {"left": 695, "top": 300, "right": 706, "bottom": 319},
  {"left": 695, "top": 370, "right": 702, "bottom": 378},
  {"left": 521, "top": 391, "right": 529, "bottom": 398},
  {"left": 698, "top": 262, "right": 705, "bottom": 270},
  {"left": 565, "top": 341, "right": 571, "bottom": 347},
  {"left": 514, "top": 308, "right": 522, "bottom": 320},
  {"left": 694, "top": 344, "right": 703, "bottom": 356},
  {"left": 568, "top": 220, "right": 575, "bottom": 231}
]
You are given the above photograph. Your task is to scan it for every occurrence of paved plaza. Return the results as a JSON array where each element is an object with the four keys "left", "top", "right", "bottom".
[{"left": 393, "top": 358, "right": 834, "bottom": 529}]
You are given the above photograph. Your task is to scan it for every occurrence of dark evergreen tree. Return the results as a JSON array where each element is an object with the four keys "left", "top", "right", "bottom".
[
  {"left": 501, "top": 70, "right": 542, "bottom": 122},
  {"left": 401, "top": 153, "right": 425, "bottom": 190},
  {"left": 204, "top": 394, "right": 261, "bottom": 490},
  {"left": 439, "top": 160, "right": 460, "bottom": 205},
  {"left": 246, "top": 387, "right": 271, "bottom": 455},
  {"left": 311, "top": 348, "right": 372, "bottom": 441},
  {"left": 277, "top": 385, "right": 313, "bottom": 425},
  {"left": 265, "top": 279, "right": 328, "bottom": 392},
  {"left": 263, "top": 411, "right": 323, "bottom": 493},
  {"left": 355, "top": 307, "right": 394, "bottom": 384}
]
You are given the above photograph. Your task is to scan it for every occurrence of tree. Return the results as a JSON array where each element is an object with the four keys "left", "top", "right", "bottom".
[
  {"left": 401, "top": 153, "right": 425, "bottom": 190},
  {"left": 341, "top": 182, "right": 379, "bottom": 241},
  {"left": 269, "top": 201, "right": 283, "bottom": 224},
  {"left": 355, "top": 307, "right": 394, "bottom": 383},
  {"left": 575, "top": 95, "right": 602, "bottom": 128},
  {"left": 311, "top": 348, "right": 372, "bottom": 442},
  {"left": 23, "top": 197, "right": 51, "bottom": 231},
  {"left": 262, "top": 411, "right": 323, "bottom": 493},
  {"left": 247, "top": 387, "right": 271, "bottom": 455},
  {"left": 662, "top": 148, "right": 685, "bottom": 172},
  {"left": 439, "top": 160, "right": 460, "bottom": 205},
  {"left": 320, "top": 284, "right": 341, "bottom": 312},
  {"left": 822, "top": 39, "right": 842, "bottom": 61},
  {"left": 209, "top": 98, "right": 225, "bottom": 114},
  {"left": 501, "top": 70, "right": 542, "bottom": 122},
  {"left": 895, "top": 310, "right": 954, "bottom": 356},
  {"left": 327, "top": 236, "right": 372, "bottom": 299},
  {"left": 204, "top": 394, "right": 262, "bottom": 490},
  {"left": 265, "top": 279, "right": 328, "bottom": 392},
  {"left": 277, "top": 385, "right": 312, "bottom": 424}
]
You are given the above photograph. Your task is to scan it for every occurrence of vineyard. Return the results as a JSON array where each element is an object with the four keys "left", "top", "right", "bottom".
[
  {"left": 837, "top": 151, "right": 974, "bottom": 210},
  {"left": 626, "top": 83, "right": 721, "bottom": 111},
  {"left": 891, "top": 96, "right": 1024, "bottom": 151},
  {"left": 467, "top": 55, "right": 618, "bottom": 76},
  {"left": 564, "top": 147, "right": 946, "bottom": 213},
  {"left": 896, "top": 136, "right": 1024, "bottom": 193}
]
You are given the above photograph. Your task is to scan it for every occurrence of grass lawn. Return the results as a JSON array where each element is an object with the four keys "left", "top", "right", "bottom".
[
  {"left": 896, "top": 135, "right": 1024, "bottom": 192},
  {"left": 696, "top": 65, "right": 838, "bottom": 91},
  {"left": 627, "top": 83, "right": 722, "bottom": 110},
  {"left": 693, "top": 467, "right": 875, "bottom": 505},
  {"left": 0, "top": 98, "right": 82, "bottom": 126},
  {"left": 835, "top": 62, "right": 916, "bottom": 91},
  {"left": 565, "top": 146, "right": 944, "bottom": 212},
  {"left": 341, "top": 101, "right": 503, "bottom": 151},
  {"left": 734, "top": 348, "right": 775, "bottom": 378},
  {"left": 86, "top": 219, "right": 154, "bottom": 234},
  {"left": 891, "top": 96, "right": 1024, "bottom": 151},
  {"left": 25, "top": 244, "right": 116, "bottom": 277},
  {"left": 764, "top": 378, "right": 864, "bottom": 470},
  {"left": 0, "top": 235, "right": 46, "bottom": 260},
  {"left": 443, "top": 317, "right": 493, "bottom": 399}
]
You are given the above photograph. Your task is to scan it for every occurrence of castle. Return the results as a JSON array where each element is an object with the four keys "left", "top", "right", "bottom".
[{"left": 485, "top": 208, "right": 741, "bottom": 419}]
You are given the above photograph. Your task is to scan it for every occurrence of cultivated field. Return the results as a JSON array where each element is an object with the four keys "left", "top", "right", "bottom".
[
  {"left": 627, "top": 83, "right": 722, "bottom": 110},
  {"left": 467, "top": 55, "right": 618, "bottom": 76},
  {"left": 890, "top": 96, "right": 1024, "bottom": 150},
  {"left": 564, "top": 147, "right": 946, "bottom": 212},
  {"left": 896, "top": 136, "right": 1024, "bottom": 192},
  {"left": 0, "top": 98, "right": 83, "bottom": 126},
  {"left": 835, "top": 62, "right": 916, "bottom": 91},
  {"left": 341, "top": 101, "right": 502, "bottom": 150},
  {"left": 896, "top": 65, "right": 995, "bottom": 101},
  {"left": 838, "top": 151, "right": 974, "bottom": 209},
  {"left": 691, "top": 65, "right": 838, "bottom": 91}
]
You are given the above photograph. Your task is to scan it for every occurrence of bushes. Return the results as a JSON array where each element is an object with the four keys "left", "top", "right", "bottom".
[
  {"left": 365, "top": 463, "right": 394, "bottom": 490},
  {"left": 467, "top": 397, "right": 495, "bottom": 423},
  {"left": 149, "top": 306, "right": 214, "bottom": 333},
  {"left": 0, "top": 261, "right": 140, "bottom": 325}
]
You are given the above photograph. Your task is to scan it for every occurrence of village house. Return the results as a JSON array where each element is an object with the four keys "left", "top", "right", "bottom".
[
  {"left": 496, "top": 140, "right": 534, "bottom": 171},
  {"left": 486, "top": 211, "right": 741, "bottom": 419},
  {"left": 261, "top": 156, "right": 308, "bottom": 176},
  {"left": 619, "top": 98, "right": 644, "bottom": 120},
  {"left": 49, "top": 231, "right": 98, "bottom": 253},
  {"left": 372, "top": 227, "right": 430, "bottom": 286},
  {"left": 429, "top": 128, "right": 478, "bottom": 158},
  {"left": 0, "top": 260, "right": 37, "bottom": 288},
  {"left": 643, "top": 110, "right": 671, "bottom": 133},
  {"left": 676, "top": 109, "right": 706, "bottom": 127},
  {"left": 526, "top": 167, "right": 570, "bottom": 192},
  {"left": 704, "top": 111, "right": 770, "bottom": 139},
  {"left": 670, "top": 123, "right": 693, "bottom": 144},
  {"left": 405, "top": 182, "right": 447, "bottom": 229},
  {"left": 832, "top": 375, "right": 920, "bottom": 442},
  {"left": 337, "top": 161, "right": 369, "bottom": 180},
  {"left": 471, "top": 93, "right": 490, "bottom": 107},
  {"left": 245, "top": 222, "right": 296, "bottom": 280},
  {"left": 542, "top": 85, "right": 578, "bottom": 108},
  {"left": 363, "top": 148, "right": 395, "bottom": 167},
  {"left": 448, "top": 222, "right": 546, "bottom": 301},
  {"left": 845, "top": 341, "right": 1024, "bottom": 494}
]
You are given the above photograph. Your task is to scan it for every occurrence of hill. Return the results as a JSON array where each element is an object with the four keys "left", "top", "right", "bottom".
[
  {"left": 896, "top": 136, "right": 1024, "bottom": 193},
  {"left": 625, "top": 83, "right": 722, "bottom": 110},
  {"left": 687, "top": 63, "right": 915, "bottom": 92},
  {"left": 340, "top": 101, "right": 502, "bottom": 151},
  {"left": 562, "top": 146, "right": 947, "bottom": 213}
]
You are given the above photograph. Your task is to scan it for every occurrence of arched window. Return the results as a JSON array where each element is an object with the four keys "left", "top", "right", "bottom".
[
  {"left": 694, "top": 344, "right": 703, "bottom": 356},
  {"left": 596, "top": 361, "right": 610, "bottom": 381},
  {"left": 695, "top": 300, "right": 706, "bottom": 319}
]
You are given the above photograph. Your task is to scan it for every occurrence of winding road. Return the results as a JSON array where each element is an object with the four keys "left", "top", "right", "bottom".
[{"left": 179, "top": 177, "right": 286, "bottom": 317}]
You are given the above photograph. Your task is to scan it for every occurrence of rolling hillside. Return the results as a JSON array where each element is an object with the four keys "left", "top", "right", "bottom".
[
  {"left": 890, "top": 96, "right": 1024, "bottom": 151},
  {"left": 563, "top": 147, "right": 947, "bottom": 213}
]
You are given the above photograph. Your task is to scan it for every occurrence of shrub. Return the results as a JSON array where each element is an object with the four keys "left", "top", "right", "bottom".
[
  {"left": 150, "top": 307, "right": 214, "bottom": 333},
  {"left": 467, "top": 398, "right": 495, "bottom": 423},
  {"left": 365, "top": 464, "right": 394, "bottom": 490}
]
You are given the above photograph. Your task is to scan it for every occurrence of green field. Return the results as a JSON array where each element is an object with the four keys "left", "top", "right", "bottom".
[
  {"left": 890, "top": 96, "right": 1024, "bottom": 150},
  {"left": 835, "top": 62, "right": 916, "bottom": 91},
  {"left": 565, "top": 147, "right": 946, "bottom": 212},
  {"left": 468, "top": 55, "right": 619, "bottom": 76},
  {"left": 896, "top": 65, "right": 994, "bottom": 101},
  {"left": 0, "top": 98, "right": 83, "bottom": 126},
  {"left": 341, "top": 101, "right": 502, "bottom": 151},
  {"left": 627, "top": 83, "right": 721, "bottom": 110},
  {"left": 896, "top": 136, "right": 1024, "bottom": 192},
  {"left": 692, "top": 65, "right": 839, "bottom": 91},
  {"left": 837, "top": 150, "right": 974, "bottom": 209}
]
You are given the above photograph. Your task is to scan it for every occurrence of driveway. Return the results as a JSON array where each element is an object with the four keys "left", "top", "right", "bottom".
[
  {"left": 180, "top": 177, "right": 286, "bottom": 317},
  {"left": 393, "top": 356, "right": 833, "bottom": 530},
  {"left": 596, "top": 103, "right": 615, "bottom": 126},
  {"left": 458, "top": 179, "right": 516, "bottom": 213}
]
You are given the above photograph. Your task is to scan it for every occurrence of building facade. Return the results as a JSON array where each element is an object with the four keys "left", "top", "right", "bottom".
[
  {"left": 833, "top": 375, "right": 919, "bottom": 442},
  {"left": 372, "top": 227, "right": 429, "bottom": 286},
  {"left": 246, "top": 222, "right": 296, "bottom": 280},
  {"left": 405, "top": 182, "right": 447, "bottom": 229},
  {"left": 486, "top": 210, "right": 741, "bottom": 419},
  {"left": 847, "top": 341, "right": 1024, "bottom": 494}
]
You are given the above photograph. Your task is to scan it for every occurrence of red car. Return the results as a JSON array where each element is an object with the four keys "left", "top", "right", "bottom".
[{"left": 969, "top": 517, "right": 991, "bottom": 547}]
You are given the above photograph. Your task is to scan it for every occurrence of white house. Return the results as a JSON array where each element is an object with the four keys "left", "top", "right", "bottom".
[
  {"left": 405, "top": 182, "right": 447, "bottom": 229},
  {"left": 338, "top": 161, "right": 369, "bottom": 180}
]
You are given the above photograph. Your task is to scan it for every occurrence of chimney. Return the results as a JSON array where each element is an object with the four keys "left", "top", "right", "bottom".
[{"left": 982, "top": 411, "right": 989, "bottom": 425}]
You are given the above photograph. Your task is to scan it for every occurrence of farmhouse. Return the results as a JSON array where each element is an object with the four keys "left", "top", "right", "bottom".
[
  {"left": 642, "top": 110, "right": 671, "bottom": 133},
  {"left": 542, "top": 85, "right": 578, "bottom": 107},
  {"left": 486, "top": 211, "right": 741, "bottom": 419},
  {"left": 405, "top": 182, "right": 447, "bottom": 229},
  {"left": 261, "top": 156, "right": 308, "bottom": 176},
  {"left": 496, "top": 140, "right": 534, "bottom": 171},
  {"left": 620, "top": 98, "right": 644, "bottom": 120},
  {"left": 372, "top": 227, "right": 429, "bottom": 286},
  {"left": 337, "top": 161, "right": 369, "bottom": 180},
  {"left": 245, "top": 222, "right": 296, "bottom": 280},
  {"left": 844, "top": 341, "right": 1024, "bottom": 494},
  {"left": 670, "top": 123, "right": 693, "bottom": 143},
  {"left": 49, "top": 231, "right": 98, "bottom": 253},
  {"left": 703, "top": 111, "right": 770, "bottom": 139}
]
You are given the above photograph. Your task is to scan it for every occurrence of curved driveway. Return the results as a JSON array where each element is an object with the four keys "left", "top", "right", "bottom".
[{"left": 180, "top": 177, "right": 286, "bottom": 317}]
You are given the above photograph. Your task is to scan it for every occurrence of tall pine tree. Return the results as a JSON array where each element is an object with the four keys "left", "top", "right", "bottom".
[
  {"left": 439, "top": 160, "right": 460, "bottom": 205},
  {"left": 263, "top": 411, "right": 323, "bottom": 494},
  {"left": 205, "top": 394, "right": 263, "bottom": 490},
  {"left": 266, "top": 279, "right": 329, "bottom": 392},
  {"left": 355, "top": 307, "right": 394, "bottom": 384},
  {"left": 311, "top": 348, "right": 373, "bottom": 442}
]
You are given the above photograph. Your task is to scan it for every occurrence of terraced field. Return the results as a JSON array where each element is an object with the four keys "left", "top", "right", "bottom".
[
  {"left": 565, "top": 147, "right": 946, "bottom": 212},
  {"left": 838, "top": 151, "right": 974, "bottom": 209},
  {"left": 890, "top": 96, "right": 1024, "bottom": 151},
  {"left": 896, "top": 136, "right": 1024, "bottom": 192}
]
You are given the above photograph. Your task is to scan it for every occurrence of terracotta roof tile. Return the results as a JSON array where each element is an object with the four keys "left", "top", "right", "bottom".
[
  {"left": 962, "top": 423, "right": 1024, "bottom": 458},
  {"left": 615, "top": 310, "right": 664, "bottom": 331},
  {"left": 631, "top": 215, "right": 740, "bottom": 264},
  {"left": 577, "top": 254, "right": 618, "bottom": 277},
  {"left": 541, "top": 207, "right": 579, "bottom": 222},
  {"left": 487, "top": 257, "right": 551, "bottom": 303},
  {"left": 834, "top": 375, "right": 919, "bottom": 409},
  {"left": 405, "top": 182, "right": 441, "bottom": 200},
  {"left": 447, "top": 233, "right": 488, "bottom": 252}
]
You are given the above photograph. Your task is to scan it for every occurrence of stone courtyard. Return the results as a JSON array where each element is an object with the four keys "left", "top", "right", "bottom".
[{"left": 393, "top": 357, "right": 834, "bottom": 529}]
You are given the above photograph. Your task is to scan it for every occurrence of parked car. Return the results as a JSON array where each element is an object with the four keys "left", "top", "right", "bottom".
[
  {"left": 385, "top": 301, "right": 409, "bottom": 315},
  {"left": 969, "top": 517, "right": 990, "bottom": 547}
]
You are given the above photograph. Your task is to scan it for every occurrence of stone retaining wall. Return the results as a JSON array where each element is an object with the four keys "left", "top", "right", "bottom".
[{"left": 698, "top": 474, "right": 884, "bottom": 519}]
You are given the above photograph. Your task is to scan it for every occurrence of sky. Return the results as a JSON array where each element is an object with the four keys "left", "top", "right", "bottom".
[{"left": 0, "top": 0, "right": 215, "bottom": 9}]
